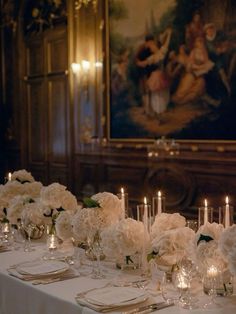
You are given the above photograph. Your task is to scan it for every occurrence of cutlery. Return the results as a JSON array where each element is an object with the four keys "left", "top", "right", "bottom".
[
  {"left": 32, "top": 274, "right": 79, "bottom": 285},
  {"left": 123, "top": 302, "right": 174, "bottom": 314}
]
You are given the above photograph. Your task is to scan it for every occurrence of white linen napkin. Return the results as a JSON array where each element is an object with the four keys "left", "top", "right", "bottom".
[{"left": 75, "top": 287, "right": 149, "bottom": 313}]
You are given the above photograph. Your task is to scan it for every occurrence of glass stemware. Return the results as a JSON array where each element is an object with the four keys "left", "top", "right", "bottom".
[
  {"left": 23, "top": 223, "right": 35, "bottom": 252},
  {"left": 87, "top": 231, "right": 105, "bottom": 279},
  {"left": 177, "top": 257, "right": 198, "bottom": 309}
]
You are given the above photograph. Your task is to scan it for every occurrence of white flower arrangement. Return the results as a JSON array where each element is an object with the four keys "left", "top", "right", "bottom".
[
  {"left": 100, "top": 218, "right": 148, "bottom": 259},
  {"left": 40, "top": 183, "right": 78, "bottom": 217},
  {"left": 150, "top": 212, "right": 186, "bottom": 240},
  {"left": 21, "top": 200, "right": 46, "bottom": 226},
  {"left": 7, "top": 195, "right": 32, "bottom": 225},
  {"left": 0, "top": 181, "right": 25, "bottom": 206},
  {"left": 150, "top": 227, "right": 195, "bottom": 268},
  {"left": 194, "top": 222, "right": 227, "bottom": 272},
  {"left": 11, "top": 169, "right": 35, "bottom": 183},
  {"left": 72, "top": 207, "right": 105, "bottom": 243},
  {"left": 91, "top": 192, "right": 123, "bottom": 224},
  {"left": 72, "top": 192, "right": 123, "bottom": 243},
  {"left": 219, "top": 225, "right": 236, "bottom": 275},
  {"left": 55, "top": 211, "right": 73, "bottom": 241}
]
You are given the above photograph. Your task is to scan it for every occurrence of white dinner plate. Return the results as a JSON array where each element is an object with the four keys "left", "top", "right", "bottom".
[
  {"left": 16, "top": 260, "right": 69, "bottom": 276},
  {"left": 84, "top": 287, "right": 148, "bottom": 307}
]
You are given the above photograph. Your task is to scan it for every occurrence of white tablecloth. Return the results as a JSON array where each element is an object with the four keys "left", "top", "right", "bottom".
[{"left": 0, "top": 243, "right": 236, "bottom": 314}]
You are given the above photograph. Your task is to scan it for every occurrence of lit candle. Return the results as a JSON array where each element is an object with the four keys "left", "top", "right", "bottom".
[
  {"left": 157, "top": 191, "right": 162, "bottom": 215},
  {"left": 120, "top": 187, "right": 125, "bottom": 219},
  {"left": 2, "top": 222, "right": 10, "bottom": 234},
  {"left": 177, "top": 275, "right": 189, "bottom": 290},
  {"left": 143, "top": 197, "right": 148, "bottom": 232},
  {"left": 204, "top": 199, "right": 208, "bottom": 224},
  {"left": 225, "top": 196, "right": 230, "bottom": 228},
  {"left": 8, "top": 172, "right": 12, "bottom": 181},
  {"left": 207, "top": 265, "right": 218, "bottom": 278},
  {"left": 48, "top": 234, "right": 57, "bottom": 251}
]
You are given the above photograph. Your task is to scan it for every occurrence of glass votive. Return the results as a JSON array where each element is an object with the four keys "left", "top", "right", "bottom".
[
  {"left": 203, "top": 266, "right": 233, "bottom": 297},
  {"left": 152, "top": 195, "right": 165, "bottom": 217},
  {"left": 186, "top": 220, "right": 198, "bottom": 232},
  {"left": 198, "top": 206, "right": 213, "bottom": 228},
  {"left": 47, "top": 234, "right": 59, "bottom": 253},
  {"left": 117, "top": 190, "right": 129, "bottom": 219},
  {"left": 1, "top": 222, "right": 11, "bottom": 244},
  {"left": 219, "top": 205, "right": 234, "bottom": 228},
  {"left": 137, "top": 203, "right": 152, "bottom": 233}
]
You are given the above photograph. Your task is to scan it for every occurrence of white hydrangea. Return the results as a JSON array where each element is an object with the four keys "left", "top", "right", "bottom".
[
  {"left": 55, "top": 211, "right": 73, "bottom": 241},
  {"left": 72, "top": 207, "right": 105, "bottom": 243},
  {"left": 91, "top": 192, "right": 123, "bottom": 224},
  {"left": 7, "top": 195, "right": 29, "bottom": 225},
  {"left": 101, "top": 218, "right": 149, "bottom": 259},
  {"left": 23, "top": 182, "right": 43, "bottom": 199},
  {"left": 21, "top": 200, "right": 45, "bottom": 226},
  {"left": 11, "top": 169, "right": 35, "bottom": 183},
  {"left": 151, "top": 227, "right": 195, "bottom": 267},
  {"left": 196, "top": 222, "right": 224, "bottom": 243},
  {"left": 194, "top": 223, "right": 227, "bottom": 272},
  {"left": 0, "top": 181, "right": 25, "bottom": 205},
  {"left": 219, "top": 225, "right": 236, "bottom": 275},
  {"left": 150, "top": 212, "right": 186, "bottom": 240},
  {"left": 40, "top": 183, "right": 77, "bottom": 212}
]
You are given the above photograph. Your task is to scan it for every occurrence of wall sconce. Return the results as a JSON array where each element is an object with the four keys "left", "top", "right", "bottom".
[
  {"left": 71, "top": 62, "right": 81, "bottom": 74},
  {"left": 71, "top": 60, "right": 90, "bottom": 97}
]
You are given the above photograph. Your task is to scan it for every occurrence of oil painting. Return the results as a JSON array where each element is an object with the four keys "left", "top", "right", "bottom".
[{"left": 107, "top": 0, "right": 236, "bottom": 141}]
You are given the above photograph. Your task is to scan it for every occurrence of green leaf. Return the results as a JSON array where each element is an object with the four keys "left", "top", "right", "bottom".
[
  {"left": 197, "top": 234, "right": 214, "bottom": 246},
  {"left": 147, "top": 251, "right": 158, "bottom": 262},
  {"left": 83, "top": 198, "right": 100, "bottom": 208}
]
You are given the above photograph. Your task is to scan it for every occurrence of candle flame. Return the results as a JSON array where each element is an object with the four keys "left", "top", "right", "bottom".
[
  {"left": 158, "top": 191, "right": 161, "bottom": 197},
  {"left": 204, "top": 199, "right": 208, "bottom": 208},
  {"left": 8, "top": 172, "right": 12, "bottom": 181},
  {"left": 144, "top": 197, "right": 147, "bottom": 205},
  {"left": 121, "top": 187, "right": 124, "bottom": 194},
  {"left": 226, "top": 196, "right": 229, "bottom": 205}
]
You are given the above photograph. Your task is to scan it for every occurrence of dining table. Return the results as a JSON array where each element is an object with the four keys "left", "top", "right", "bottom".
[{"left": 0, "top": 241, "right": 236, "bottom": 314}]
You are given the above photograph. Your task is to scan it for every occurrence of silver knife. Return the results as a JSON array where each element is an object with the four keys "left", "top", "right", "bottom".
[{"left": 124, "top": 302, "right": 174, "bottom": 314}]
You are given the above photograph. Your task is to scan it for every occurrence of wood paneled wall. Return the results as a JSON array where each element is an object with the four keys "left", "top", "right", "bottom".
[
  {"left": 22, "top": 26, "right": 71, "bottom": 186},
  {"left": 1, "top": 1, "right": 236, "bottom": 222}
]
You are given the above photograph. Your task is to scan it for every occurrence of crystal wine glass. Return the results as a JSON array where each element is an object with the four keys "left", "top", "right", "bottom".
[{"left": 23, "top": 222, "right": 35, "bottom": 252}]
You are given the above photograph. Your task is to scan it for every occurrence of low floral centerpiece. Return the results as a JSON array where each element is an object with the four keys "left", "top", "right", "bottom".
[
  {"left": 148, "top": 213, "right": 195, "bottom": 271},
  {"left": 100, "top": 218, "right": 149, "bottom": 268},
  {"left": 72, "top": 192, "right": 123, "bottom": 244}
]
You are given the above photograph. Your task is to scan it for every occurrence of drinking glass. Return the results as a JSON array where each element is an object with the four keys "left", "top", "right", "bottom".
[
  {"left": 160, "top": 271, "right": 181, "bottom": 305},
  {"left": 202, "top": 265, "right": 222, "bottom": 309},
  {"left": 23, "top": 223, "right": 35, "bottom": 252},
  {"left": 87, "top": 232, "right": 105, "bottom": 279}
]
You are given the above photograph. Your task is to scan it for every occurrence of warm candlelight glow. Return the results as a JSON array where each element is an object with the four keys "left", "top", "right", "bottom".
[
  {"left": 48, "top": 234, "right": 57, "bottom": 251},
  {"left": 8, "top": 172, "right": 12, "bottom": 181},
  {"left": 207, "top": 265, "right": 218, "bottom": 278},
  {"left": 226, "top": 196, "right": 229, "bottom": 205},
  {"left": 121, "top": 187, "right": 124, "bottom": 194},
  {"left": 158, "top": 191, "right": 161, "bottom": 198},
  {"left": 204, "top": 199, "right": 208, "bottom": 208},
  {"left": 144, "top": 197, "right": 147, "bottom": 205},
  {"left": 81, "top": 60, "right": 90, "bottom": 72}
]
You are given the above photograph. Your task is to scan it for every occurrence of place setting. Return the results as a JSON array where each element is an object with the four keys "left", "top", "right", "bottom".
[
  {"left": 7, "top": 259, "right": 79, "bottom": 285},
  {"left": 75, "top": 285, "right": 173, "bottom": 313}
]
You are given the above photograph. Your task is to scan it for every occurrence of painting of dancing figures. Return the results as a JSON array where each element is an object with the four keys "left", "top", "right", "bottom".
[{"left": 108, "top": 0, "right": 236, "bottom": 140}]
